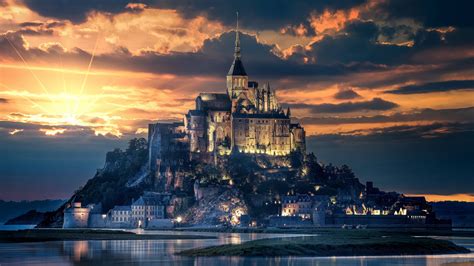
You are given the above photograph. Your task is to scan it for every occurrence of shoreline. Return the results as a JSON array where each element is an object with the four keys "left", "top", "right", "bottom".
[
  {"left": 170, "top": 227, "right": 474, "bottom": 238},
  {"left": 0, "top": 229, "right": 216, "bottom": 243}
]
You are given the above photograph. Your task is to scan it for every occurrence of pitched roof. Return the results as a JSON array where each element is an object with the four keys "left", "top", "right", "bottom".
[
  {"left": 196, "top": 93, "right": 231, "bottom": 111},
  {"left": 132, "top": 193, "right": 171, "bottom": 206},
  {"left": 112, "top": 205, "right": 131, "bottom": 211},
  {"left": 228, "top": 57, "right": 247, "bottom": 76}
]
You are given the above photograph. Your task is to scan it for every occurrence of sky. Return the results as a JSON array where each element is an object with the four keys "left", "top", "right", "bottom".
[{"left": 0, "top": 0, "right": 473, "bottom": 201}]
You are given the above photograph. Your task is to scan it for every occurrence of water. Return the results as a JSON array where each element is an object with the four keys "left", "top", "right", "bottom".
[{"left": 0, "top": 230, "right": 473, "bottom": 265}]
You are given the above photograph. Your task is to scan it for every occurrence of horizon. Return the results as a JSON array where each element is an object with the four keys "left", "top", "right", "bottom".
[{"left": 1, "top": 0, "right": 473, "bottom": 202}]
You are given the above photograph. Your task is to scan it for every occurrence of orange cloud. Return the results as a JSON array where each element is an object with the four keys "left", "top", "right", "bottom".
[
  {"left": 407, "top": 193, "right": 474, "bottom": 202},
  {"left": 309, "top": 8, "right": 359, "bottom": 35},
  {"left": 1, "top": 1, "right": 225, "bottom": 56}
]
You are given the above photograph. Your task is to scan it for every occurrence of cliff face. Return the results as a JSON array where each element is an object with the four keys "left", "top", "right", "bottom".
[{"left": 37, "top": 138, "right": 151, "bottom": 228}]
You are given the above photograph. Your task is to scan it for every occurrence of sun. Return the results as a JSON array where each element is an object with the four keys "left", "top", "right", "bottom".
[{"left": 2, "top": 33, "right": 116, "bottom": 135}]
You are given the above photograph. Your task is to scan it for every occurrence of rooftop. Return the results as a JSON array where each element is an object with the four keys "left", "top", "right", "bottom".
[{"left": 228, "top": 57, "right": 247, "bottom": 76}]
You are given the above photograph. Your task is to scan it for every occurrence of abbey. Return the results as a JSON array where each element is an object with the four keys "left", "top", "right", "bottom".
[
  {"left": 148, "top": 19, "right": 306, "bottom": 174},
  {"left": 185, "top": 23, "right": 305, "bottom": 159}
]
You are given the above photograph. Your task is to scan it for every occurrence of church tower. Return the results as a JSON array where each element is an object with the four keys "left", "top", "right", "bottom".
[{"left": 227, "top": 12, "right": 248, "bottom": 99}]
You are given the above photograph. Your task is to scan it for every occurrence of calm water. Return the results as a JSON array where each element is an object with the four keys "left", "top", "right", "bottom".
[{"left": 0, "top": 229, "right": 473, "bottom": 265}]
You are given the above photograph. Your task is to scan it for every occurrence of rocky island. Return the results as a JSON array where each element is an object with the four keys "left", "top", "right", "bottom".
[
  {"left": 37, "top": 19, "right": 452, "bottom": 232},
  {"left": 0, "top": 12, "right": 465, "bottom": 263}
]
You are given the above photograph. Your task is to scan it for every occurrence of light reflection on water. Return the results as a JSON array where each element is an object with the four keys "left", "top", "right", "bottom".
[{"left": 0, "top": 231, "right": 473, "bottom": 265}]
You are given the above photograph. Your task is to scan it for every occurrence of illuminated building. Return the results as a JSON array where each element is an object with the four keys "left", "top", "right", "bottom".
[
  {"left": 148, "top": 16, "right": 306, "bottom": 173},
  {"left": 281, "top": 194, "right": 329, "bottom": 220},
  {"left": 185, "top": 17, "right": 305, "bottom": 160}
]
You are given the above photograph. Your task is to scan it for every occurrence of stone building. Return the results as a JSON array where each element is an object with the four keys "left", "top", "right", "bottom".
[
  {"left": 63, "top": 202, "right": 90, "bottom": 228},
  {"left": 185, "top": 19, "right": 306, "bottom": 158},
  {"left": 108, "top": 205, "right": 131, "bottom": 228},
  {"left": 131, "top": 192, "right": 171, "bottom": 228},
  {"left": 63, "top": 202, "right": 105, "bottom": 228},
  {"left": 148, "top": 17, "right": 306, "bottom": 172},
  {"left": 281, "top": 194, "right": 329, "bottom": 220}
]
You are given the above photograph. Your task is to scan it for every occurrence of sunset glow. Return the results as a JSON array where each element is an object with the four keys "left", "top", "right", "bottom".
[{"left": 0, "top": 0, "right": 472, "bottom": 201}]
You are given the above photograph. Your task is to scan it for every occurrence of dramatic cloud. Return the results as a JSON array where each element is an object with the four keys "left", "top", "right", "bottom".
[
  {"left": 288, "top": 98, "right": 399, "bottom": 113},
  {"left": 1, "top": 0, "right": 474, "bottom": 199},
  {"left": 387, "top": 80, "right": 474, "bottom": 94},
  {"left": 309, "top": 123, "right": 474, "bottom": 195},
  {"left": 300, "top": 107, "right": 474, "bottom": 125},
  {"left": 22, "top": 0, "right": 132, "bottom": 23},
  {"left": 334, "top": 88, "right": 361, "bottom": 99},
  {"left": 288, "top": 21, "right": 411, "bottom": 65},
  {"left": 372, "top": 0, "right": 474, "bottom": 28},
  {"left": 23, "top": 0, "right": 366, "bottom": 29}
]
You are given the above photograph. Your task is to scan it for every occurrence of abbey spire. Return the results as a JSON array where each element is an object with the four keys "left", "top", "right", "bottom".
[
  {"left": 234, "top": 11, "right": 241, "bottom": 59},
  {"left": 227, "top": 11, "right": 248, "bottom": 97}
]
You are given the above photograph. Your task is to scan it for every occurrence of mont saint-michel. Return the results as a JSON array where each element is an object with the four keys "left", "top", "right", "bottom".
[
  {"left": 2, "top": 2, "right": 474, "bottom": 264},
  {"left": 28, "top": 21, "right": 449, "bottom": 231}
]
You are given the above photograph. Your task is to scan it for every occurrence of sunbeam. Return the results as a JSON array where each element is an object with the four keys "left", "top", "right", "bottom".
[
  {"left": 4, "top": 35, "right": 54, "bottom": 104},
  {"left": 74, "top": 31, "right": 101, "bottom": 115}
]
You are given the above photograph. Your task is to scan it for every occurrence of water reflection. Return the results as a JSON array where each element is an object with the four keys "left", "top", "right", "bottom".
[{"left": 0, "top": 231, "right": 474, "bottom": 265}]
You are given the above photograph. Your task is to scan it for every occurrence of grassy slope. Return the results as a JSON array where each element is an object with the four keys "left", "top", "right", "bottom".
[{"left": 177, "top": 230, "right": 470, "bottom": 257}]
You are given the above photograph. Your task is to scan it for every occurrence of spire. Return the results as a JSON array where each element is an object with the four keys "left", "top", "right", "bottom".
[
  {"left": 234, "top": 11, "right": 241, "bottom": 59},
  {"left": 227, "top": 11, "right": 247, "bottom": 76}
]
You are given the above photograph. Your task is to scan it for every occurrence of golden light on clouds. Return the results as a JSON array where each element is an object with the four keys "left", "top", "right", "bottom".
[
  {"left": 0, "top": 0, "right": 473, "bottom": 139},
  {"left": 309, "top": 8, "right": 359, "bottom": 35}
]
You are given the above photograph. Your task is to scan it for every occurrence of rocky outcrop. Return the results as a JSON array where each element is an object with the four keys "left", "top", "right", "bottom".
[{"left": 185, "top": 187, "right": 248, "bottom": 226}]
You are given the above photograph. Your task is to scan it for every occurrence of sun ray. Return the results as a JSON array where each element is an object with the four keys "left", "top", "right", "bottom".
[
  {"left": 73, "top": 31, "right": 101, "bottom": 114},
  {"left": 0, "top": 83, "right": 51, "bottom": 115},
  {"left": 58, "top": 52, "right": 70, "bottom": 117},
  {"left": 3, "top": 36, "right": 55, "bottom": 104}
]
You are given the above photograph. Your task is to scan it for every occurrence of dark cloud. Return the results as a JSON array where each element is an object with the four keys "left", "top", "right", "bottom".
[
  {"left": 1, "top": 30, "right": 347, "bottom": 79},
  {"left": 160, "top": 0, "right": 365, "bottom": 29},
  {"left": 0, "top": 98, "right": 8, "bottom": 104},
  {"left": 287, "top": 97, "right": 398, "bottom": 113},
  {"left": 334, "top": 88, "right": 361, "bottom": 99},
  {"left": 18, "top": 22, "right": 43, "bottom": 27},
  {"left": 299, "top": 107, "right": 474, "bottom": 125},
  {"left": 118, "top": 31, "right": 378, "bottom": 78},
  {"left": 386, "top": 80, "right": 474, "bottom": 94},
  {"left": 23, "top": 0, "right": 365, "bottom": 29},
  {"left": 308, "top": 122, "right": 474, "bottom": 195},
  {"left": 2, "top": 11, "right": 472, "bottom": 91},
  {"left": 374, "top": 0, "right": 474, "bottom": 28},
  {"left": 291, "top": 21, "right": 411, "bottom": 66},
  {"left": 23, "top": 0, "right": 132, "bottom": 23}
]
